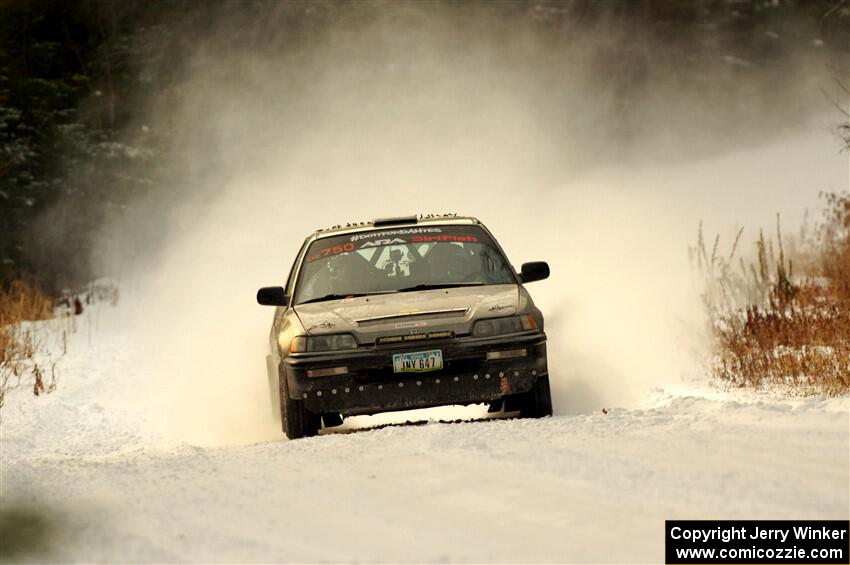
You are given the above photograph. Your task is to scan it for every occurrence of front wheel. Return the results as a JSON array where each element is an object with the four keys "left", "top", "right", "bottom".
[
  {"left": 521, "top": 374, "right": 553, "bottom": 418},
  {"left": 279, "top": 372, "right": 321, "bottom": 439}
]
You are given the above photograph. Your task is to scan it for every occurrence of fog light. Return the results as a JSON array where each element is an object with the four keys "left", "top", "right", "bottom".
[
  {"left": 307, "top": 366, "right": 348, "bottom": 378},
  {"left": 486, "top": 349, "right": 527, "bottom": 360}
]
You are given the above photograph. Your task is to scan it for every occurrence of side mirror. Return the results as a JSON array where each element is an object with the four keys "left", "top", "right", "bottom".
[
  {"left": 257, "top": 286, "right": 288, "bottom": 306},
  {"left": 518, "top": 261, "right": 550, "bottom": 284}
]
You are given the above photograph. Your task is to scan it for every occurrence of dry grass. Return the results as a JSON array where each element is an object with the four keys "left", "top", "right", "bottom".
[
  {"left": 0, "top": 278, "right": 119, "bottom": 410},
  {"left": 693, "top": 192, "right": 850, "bottom": 395},
  {"left": 0, "top": 280, "right": 58, "bottom": 409}
]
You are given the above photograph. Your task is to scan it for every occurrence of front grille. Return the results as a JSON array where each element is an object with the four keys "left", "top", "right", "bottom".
[{"left": 374, "top": 330, "right": 455, "bottom": 346}]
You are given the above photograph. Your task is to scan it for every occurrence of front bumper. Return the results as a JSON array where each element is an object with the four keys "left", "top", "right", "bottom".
[{"left": 282, "top": 332, "right": 548, "bottom": 416}]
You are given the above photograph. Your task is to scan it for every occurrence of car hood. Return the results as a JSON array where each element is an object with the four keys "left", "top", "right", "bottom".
[{"left": 293, "top": 284, "right": 519, "bottom": 344}]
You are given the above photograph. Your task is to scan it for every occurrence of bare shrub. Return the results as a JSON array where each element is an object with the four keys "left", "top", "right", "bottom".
[
  {"left": 0, "top": 281, "right": 57, "bottom": 409},
  {"left": 693, "top": 192, "right": 850, "bottom": 395}
]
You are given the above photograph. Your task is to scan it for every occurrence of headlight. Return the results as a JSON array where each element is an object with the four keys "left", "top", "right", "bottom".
[
  {"left": 472, "top": 315, "right": 537, "bottom": 337},
  {"left": 289, "top": 333, "right": 357, "bottom": 353}
]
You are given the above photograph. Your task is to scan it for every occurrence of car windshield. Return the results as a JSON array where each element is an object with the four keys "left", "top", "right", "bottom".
[{"left": 293, "top": 224, "right": 516, "bottom": 304}]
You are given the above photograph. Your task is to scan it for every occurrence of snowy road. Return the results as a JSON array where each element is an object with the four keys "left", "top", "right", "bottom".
[{"left": 2, "top": 314, "right": 848, "bottom": 563}]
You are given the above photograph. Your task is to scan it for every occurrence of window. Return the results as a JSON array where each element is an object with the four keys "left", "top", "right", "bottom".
[{"left": 294, "top": 225, "right": 515, "bottom": 304}]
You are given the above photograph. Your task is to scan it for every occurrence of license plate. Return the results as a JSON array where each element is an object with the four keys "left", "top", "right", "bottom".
[{"left": 392, "top": 350, "right": 443, "bottom": 373}]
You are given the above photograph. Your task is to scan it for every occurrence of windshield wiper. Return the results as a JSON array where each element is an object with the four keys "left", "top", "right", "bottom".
[
  {"left": 396, "top": 282, "right": 485, "bottom": 293},
  {"left": 297, "top": 293, "right": 357, "bottom": 305},
  {"left": 299, "top": 284, "right": 485, "bottom": 303},
  {"left": 297, "top": 291, "right": 398, "bottom": 305}
]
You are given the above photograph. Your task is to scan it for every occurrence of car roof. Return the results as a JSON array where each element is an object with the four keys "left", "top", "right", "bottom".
[{"left": 311, "top": 214, "right": 483, "bottom": 240}]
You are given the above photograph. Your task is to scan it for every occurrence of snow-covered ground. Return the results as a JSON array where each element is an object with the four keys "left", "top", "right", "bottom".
[{"left": 2, "top": 310, "right": 848, "bottom": 563}]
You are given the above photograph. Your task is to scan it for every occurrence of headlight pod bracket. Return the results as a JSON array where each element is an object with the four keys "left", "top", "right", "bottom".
[
  {"left": 472, "top": 315, "right": 537, "bottom": 338},
  {"left": 289, "top": 333, "right": 358, "bottom": 353}
]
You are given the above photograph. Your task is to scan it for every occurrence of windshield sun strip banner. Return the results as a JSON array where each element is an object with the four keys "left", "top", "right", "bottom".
[
  {"left": 306, "top": 225, "right": 494, "bottom": 263},
  {"left": 349, "top": 227, "right": 445, "bottom": 242}
]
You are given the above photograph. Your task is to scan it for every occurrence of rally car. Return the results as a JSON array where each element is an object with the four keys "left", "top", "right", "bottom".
[{"left": 256, "top": 214, "right": 552, "bottom": 439}]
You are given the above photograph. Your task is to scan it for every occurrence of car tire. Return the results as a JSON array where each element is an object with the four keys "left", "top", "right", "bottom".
[
  {"left": 521, "top": 374, "right": 553, "bottom": 418},
  {"left": 279, "top": 371, "right": 321, "bottom": 439}
]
